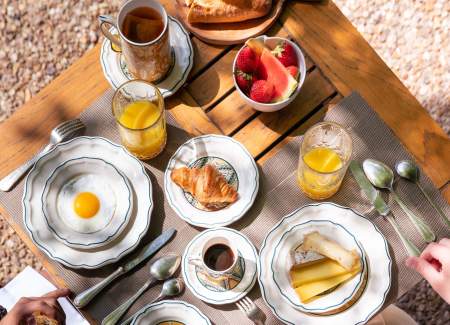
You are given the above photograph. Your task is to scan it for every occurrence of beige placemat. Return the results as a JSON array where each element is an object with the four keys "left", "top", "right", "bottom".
[{"left": 0, "top": 91, "right": 449, "bottom": 324}]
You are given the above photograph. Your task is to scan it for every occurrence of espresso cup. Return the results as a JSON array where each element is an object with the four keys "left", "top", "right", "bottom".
[
  {"left": 188, "top": 237, "right": 238, "bottom": 279},
  {"left": 99, "top": 0, "right": 172, "bottom": 83}
]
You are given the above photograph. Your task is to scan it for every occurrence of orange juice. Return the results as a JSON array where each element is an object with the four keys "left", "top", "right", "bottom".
[
  {"left": 297, "top": 147, "right": 344, "bottom": 199},
  {"left": 118, "top": 100, "right": 166, "bottom": 159}
]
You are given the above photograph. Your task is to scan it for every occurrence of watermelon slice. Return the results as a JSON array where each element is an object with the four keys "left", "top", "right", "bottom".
[{"left": 246, "top": 38, "right": 298, "bottom": 102}]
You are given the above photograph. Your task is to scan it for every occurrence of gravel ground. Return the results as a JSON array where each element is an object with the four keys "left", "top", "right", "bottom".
[{"left": 0, "top": 0, "right": 448, "bottom": 323}]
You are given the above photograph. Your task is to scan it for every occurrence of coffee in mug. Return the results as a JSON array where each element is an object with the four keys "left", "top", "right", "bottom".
[{"left": 99, "top": 0, "right": 172, "bottom": 83}]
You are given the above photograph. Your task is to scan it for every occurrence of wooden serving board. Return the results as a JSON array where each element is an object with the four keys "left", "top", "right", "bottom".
[{"left": 175, "top": 0, "right": 285, "bottom": 45}]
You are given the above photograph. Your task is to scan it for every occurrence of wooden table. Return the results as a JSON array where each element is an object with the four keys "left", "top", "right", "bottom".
[{"left": 0, "top": 0, "right": 449, "bottom": 323}]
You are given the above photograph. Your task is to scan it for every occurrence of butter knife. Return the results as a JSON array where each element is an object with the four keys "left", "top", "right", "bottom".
[
  {"left": 74, "top": 228, "right": 176, "bottom": 308},
  {"left": 350, "top": 161, "right": 420, "bottom": 257}
]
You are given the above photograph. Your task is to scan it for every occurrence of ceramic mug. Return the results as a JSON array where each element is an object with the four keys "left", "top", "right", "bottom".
[
  {"left": 188, "top": 237, "right": 238, "bottom": 279},
  {"left": 99, "top": 0, "right": 172, "bottom": 83}
]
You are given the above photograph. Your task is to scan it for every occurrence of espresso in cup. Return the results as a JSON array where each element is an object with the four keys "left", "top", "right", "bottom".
[
  {"left": 99, "top": 0, "right": 172, "bottom": 83},
  {"left": 189, "top": 237, "right": 238, "bottom": 278}
]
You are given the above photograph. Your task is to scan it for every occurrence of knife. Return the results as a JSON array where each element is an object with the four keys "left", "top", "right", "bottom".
[
  {"left": 74, "top": 228, "right": 176, "bottom": 308},
  {"left": 350, "top": 161, "right": 420, "bottom": 257}
]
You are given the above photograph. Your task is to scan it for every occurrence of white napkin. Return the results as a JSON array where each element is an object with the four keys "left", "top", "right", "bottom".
[{"left": 0, "top": 266, "right": 89, "bottom": 325}]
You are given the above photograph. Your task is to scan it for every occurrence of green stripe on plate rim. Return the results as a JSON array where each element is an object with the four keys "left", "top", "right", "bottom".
[
  {"left": 271, "top": 219, "right": 367, "bottom": 312},
  {"left": 40, "top": 156, "right": 133, "bottom": 248},
  {"left": 100, "top": 16, "right": 193, "bottom": 97},
  {"left": 182, "top": 227, "right": 258, "bottom": 304},
  {"left": 258, "top": 202, "right": 392, "bottom": 325},
  {"left": 22, "top": 136, "right": 153, "bottom": 269},
  {"left": 164, "top": 135, "right": 259, "bottom": 228},
  {"left": 131, "top": 300, "right": 211, "bottom": 325}
]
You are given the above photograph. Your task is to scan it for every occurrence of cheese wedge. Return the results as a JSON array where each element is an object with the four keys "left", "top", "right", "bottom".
[
  {"left": 294, "top": 267, "right": 361, "bottom": 303},
  {"left": 290, "top": 257, "right": 361, "bottom": 287},
  {"left": 302, "top": 231, "right": 359, "bottom": 271}
]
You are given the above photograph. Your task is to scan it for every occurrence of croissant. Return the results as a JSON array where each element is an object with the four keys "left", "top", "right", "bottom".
[{"left": 171, "top": 164, "right": 238, "bottom": 208}]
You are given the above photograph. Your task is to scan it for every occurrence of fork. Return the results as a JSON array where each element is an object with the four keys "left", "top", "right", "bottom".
[
  {"left": 236, "top": 296, "right": 266, "bottom": 325},
  {"left": 0, "top": 119, "right": 85, "bottom": 192}
]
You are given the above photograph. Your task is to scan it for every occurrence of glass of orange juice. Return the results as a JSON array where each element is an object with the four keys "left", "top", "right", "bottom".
[
  {"left": 297, "top": 122, "right": 352, "bottom": 200},
  {"left": 112, "top": 80, "right": 167, "bottom": 159}
]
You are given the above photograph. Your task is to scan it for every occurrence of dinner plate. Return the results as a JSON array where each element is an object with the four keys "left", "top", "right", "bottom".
[
  {"left": 182, "top": 227, "right": 258, "bottom": 305},
  {"left": 271, "top": 219, "right": 368, "bottom": 314},
  {"left": 131, "top": 300, "right": 211, "bottom": 325},
  {"left": 258, "top": 202, "right": 392, "bottom": 325},
  {"left": 41, "top": 157, "right": 133, "bottom": 250},
  {"left": 23, "top": 136, "right": 153, "bottom": 269},
  {"left": 100, "top": 16, "right": 193, "bottom": 98},
  {"left": 164, "top": 135, "right": 259, "bottom": 228}
]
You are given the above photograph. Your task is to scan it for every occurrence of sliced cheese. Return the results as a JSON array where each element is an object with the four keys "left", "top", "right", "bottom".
[
  {"left": 302, "top": 231, "right": 359, "bottom": 271},
  {"left": 294, "top": 266, "right": 361, "bottom": 303},
  {"left": 290, "top": 257, "right": 361, "bottom": 287}
]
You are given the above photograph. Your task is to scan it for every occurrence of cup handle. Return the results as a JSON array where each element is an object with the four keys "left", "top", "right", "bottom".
[
  {"left": 188, "top": 257, "right": 204, "bottom": 269},
  {"left": 98, "top": 15, "right": 121, "bottom": 49}
]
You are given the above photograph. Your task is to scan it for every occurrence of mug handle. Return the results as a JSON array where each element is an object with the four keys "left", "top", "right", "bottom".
[
  {"left": 188, "top": 257, "right": 204, "bottom": 269},
  {"left": 98, "top": 15, "right": 121, "bottom": 49}
]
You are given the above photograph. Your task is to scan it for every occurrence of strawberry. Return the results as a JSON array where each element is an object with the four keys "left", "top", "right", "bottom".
[
  {"left": 255, "top": 62, "right": 268, "bottom": 80},
  {"left": 250, "top": 80, "right": 275, "bottom": 103},
  {"left": 286, "top": 65, "right": 299, "bottom": 79},
  {"left": 235, "top": 70, "right": 253, "bottom": 93},
  {"left": 272, "top": 41, "right": 298, "bottom": 67},
  {"left": 236, "top": 46, "right": 258, "bottom": 73}
]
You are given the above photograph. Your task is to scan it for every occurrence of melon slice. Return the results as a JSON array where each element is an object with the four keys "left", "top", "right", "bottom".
[{"left": 246, "top": 38, "right": 298, "bottom": 102}]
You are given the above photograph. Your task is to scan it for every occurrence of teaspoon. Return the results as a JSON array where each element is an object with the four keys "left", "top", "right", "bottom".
[
  {"left": 120, "top": 278, "right": 185, "bottom": 325},
  {"left": 363, "top": 159, "right": 436, "bottom": 242},
  {"left": 395, "top": 160, "right": 450, "bottom": 228}
]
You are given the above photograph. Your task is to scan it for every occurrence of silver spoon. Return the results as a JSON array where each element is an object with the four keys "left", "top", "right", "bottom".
[
  {"left": 363, "top": 159, "right": 436, "bottom": 242},
  {"left": 396, "top": 160, "right": 450, "bottom": 228},
  {"left": 120, "top": 278, "right": 185, "bottom": 325},
  {"left": 102, "top": 254, "right": 181, "bottom": 325}
]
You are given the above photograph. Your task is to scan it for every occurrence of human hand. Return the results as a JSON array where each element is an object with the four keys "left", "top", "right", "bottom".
[
  {"left": 0, "top": 288, "right": 70, "bottom": 325},
  {"left": 406, "top": 238, "right": 450, "bottom": 304}
]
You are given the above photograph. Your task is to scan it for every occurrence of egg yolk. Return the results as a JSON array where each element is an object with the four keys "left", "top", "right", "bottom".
[{"left": 73, "top": 192, "right": 100, "bottom": 219}]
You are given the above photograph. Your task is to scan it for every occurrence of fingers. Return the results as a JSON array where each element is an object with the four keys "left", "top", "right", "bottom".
[
  {"left": 438, "top": 238, "right": 450, "bottom": 249},
  {"left": 405, "top": 256, "right": 441, "bottom": 286},
  {"left": 42, "top": 288, "right": 71, "bottom": 299},
  {"left": 420, "top": 242, "right": 448, "bottom": 262}
]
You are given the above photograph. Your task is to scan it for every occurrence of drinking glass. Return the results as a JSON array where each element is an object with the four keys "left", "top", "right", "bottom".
[
  {"left": 297, "top": 122, "right": 352, "bottom": 200},
  {"left": 112, "top": 80, "right": 166, "bottom": 159}
]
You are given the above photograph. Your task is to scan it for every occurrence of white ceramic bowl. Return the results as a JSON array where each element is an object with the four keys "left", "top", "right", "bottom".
[{"left": 233, "top": 35, "right": 306, "bottom": 112}]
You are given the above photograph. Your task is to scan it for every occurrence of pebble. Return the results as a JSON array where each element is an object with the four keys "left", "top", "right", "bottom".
[{"left": 0, "top": 0, "right": 448, "bottom": 323}]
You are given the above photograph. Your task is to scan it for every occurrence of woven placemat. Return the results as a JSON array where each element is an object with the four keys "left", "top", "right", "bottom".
[{"left": 0, "top": 91, "right": 448, "bottom": 324}]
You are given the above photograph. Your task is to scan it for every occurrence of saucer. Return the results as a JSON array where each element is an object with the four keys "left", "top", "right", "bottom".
[
  {"left": 131, "top": 300, "right": 211, "bottom": 325},
  {"left": 23, "top": 137, "right": 153, "bottom": 269},
  {"left": 100, "top": 16, "right": 193, "bottom": 98},
  {"left": 42, "top": 157, "right": 133, "bottom": 250},
  {"left": 164, "top": 135, "right": 259, "bottom": 228},
  {"left": 258, "top": 203, "right": 392, "bottom": 324},
  {"left": 271, "top": 219, "right": 368, "bottom": 315},
  {"left": 182, "top": 227, "right": 258, "bottom": 305}
]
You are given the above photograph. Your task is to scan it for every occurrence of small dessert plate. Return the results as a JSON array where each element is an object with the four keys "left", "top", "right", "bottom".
[
  {"left": 131, "top": 300, "right": 211, "bottom": 325},
  {"left": 100, "top": 16, "right": 193, "bottom": 97},
  {"left": 42, "top": 157, "right": 133, "bottom": 250},
  {"left": 182, "top": 227, "right": 258, "bottom": 305},
  {"left": 258, "top": 203, "right": 392, "bottom": 325},
  {"left": 271, "top": 219, "right": 368, "bottom": 314},
  {"left": 164, "top": 135, "right": 259, "bottom": 228}
]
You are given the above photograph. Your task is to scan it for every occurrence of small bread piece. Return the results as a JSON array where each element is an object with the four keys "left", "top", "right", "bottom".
[
  {"left": 33, "top": 312, "right": 59, "bottom": 325},
  {"left": 302, "top": 231, "right": 359, "bottom": 271}
]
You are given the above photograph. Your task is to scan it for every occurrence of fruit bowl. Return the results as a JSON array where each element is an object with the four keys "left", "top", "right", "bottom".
[{"left": 233, "top": 35, "right": 306, "bottom": 112}]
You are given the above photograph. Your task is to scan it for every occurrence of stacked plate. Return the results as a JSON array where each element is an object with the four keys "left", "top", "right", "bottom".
[
  {"left": 23, "top": 136, "right": 153, "bottom": 269},
  {"left": 258, "top": 203, "right": 392, "bottom": 325}
]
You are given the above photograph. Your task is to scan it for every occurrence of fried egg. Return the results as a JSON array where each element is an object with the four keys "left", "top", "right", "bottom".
[{"left": 56, "top": 175, "right": 116, "bottom": 233}]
